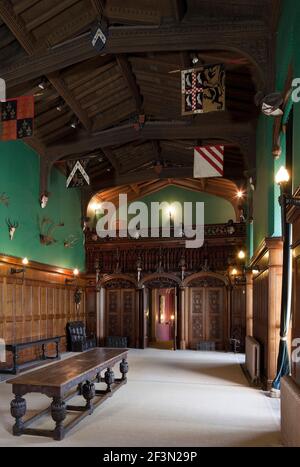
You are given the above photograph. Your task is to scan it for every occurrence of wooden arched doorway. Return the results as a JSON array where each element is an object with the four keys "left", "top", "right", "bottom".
[
  {"left": 183, "top": 273, "right": 229, "bottom": 350},
  {"left": 140, "top": 273, "right": 182, "bottom": 350}
]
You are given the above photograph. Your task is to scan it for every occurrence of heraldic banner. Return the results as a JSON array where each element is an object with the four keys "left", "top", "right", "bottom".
[
  {"left": 0, "top": 96, "right": 34, "bottom": 141},
  {"left": 181, "top": 64, "right": 225, "bottom": 116}
]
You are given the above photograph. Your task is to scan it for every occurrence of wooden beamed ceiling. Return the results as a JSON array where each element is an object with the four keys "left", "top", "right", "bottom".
[
  {"left": 0, "top": 0, "right": 280, "bottom": 199},
  {"left": 89, "top": 177, "right": 242, "bottom": 221}
]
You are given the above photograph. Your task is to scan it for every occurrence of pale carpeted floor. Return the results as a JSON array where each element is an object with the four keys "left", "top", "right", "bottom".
[{"left": 0, "top": 349, "right": 281, "bottom": 447}]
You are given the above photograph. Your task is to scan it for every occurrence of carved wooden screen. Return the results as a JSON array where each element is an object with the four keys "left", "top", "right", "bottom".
[
  {"left": 189, "top": 287, "right": 225, "bottom": 349},
  {"left": 106, "top": 289, "right": 136, "bottom": 347}
]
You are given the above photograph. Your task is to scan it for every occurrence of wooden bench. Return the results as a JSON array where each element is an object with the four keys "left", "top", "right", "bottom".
[
  {"left": 0, "top": 335, "right": 63, "bottom": 375},
  {"left": 7, "top": 348, "right": 129, "bottom": 441}
]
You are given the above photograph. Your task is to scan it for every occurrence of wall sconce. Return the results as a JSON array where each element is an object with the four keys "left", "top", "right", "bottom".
[
  {"left": 276, "top": 167, "right": 300, "bottom": 210},
  {"left": 238, "top": 250, "right": 246, "bottom": 260},
  {"left": 236, "top": 190, "right": 245, "bottom": 200},
  {"left": 65, "top": 268, "right": 79, "bottom": 285},
  {"left": 10, "top": 257, "right": 29, "bottom": 275}
]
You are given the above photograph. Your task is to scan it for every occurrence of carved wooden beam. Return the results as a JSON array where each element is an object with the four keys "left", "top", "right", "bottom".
[
  {"left": 90, "top": 0, "right": 105, "bottom": 17},
  {"left": 160, "top": 0, "right": 187, "bottom": 23},
  {"left": 46, "top": 116, "right": 255, "bottom": 163},
  {"left": 102, "top": 148, "right": 120, "bottom": 174},
  {"left": 0, "top": 0, "right": 92, "bottom": 133},
  {"left": 91, "top": 167, "right": 195, "bottom": 192},
  {"left": 2, "top": 22, "right": 268, "bottom": 90},
  {"left": 47, "top": 72, "right": 92, "bottom": 131},
  {"left": 116, "top": 55, "right": 143, "bottom": 113},
  {"left": 0, "top": 0, "right": 36, "bottom": 53}
]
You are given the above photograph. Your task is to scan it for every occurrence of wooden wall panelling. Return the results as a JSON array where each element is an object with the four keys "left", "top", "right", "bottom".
[
  {"left": 287, "top": 198, "right": 300, "bottom": 385},
  {"left": 188, "top": 286, "right": 226, "bottom": 350},
  {"left": 0, "top": 256, "right": 88, "bottom": 367},
  {"left": 86, "top": 287, "right": 97, "bottom": 337},
  {"left": 251, "top": 238, "right": 283, "bottom": 389},
  {"left": 231, "top": 284, "right": 246, "bottom": 351},
  {"left": 105, "top": 288, "right": 136, "bottom": 347},
  {"left": 245, "top": 270, "right": 253, "bottom": 337},
  {"left": 253, "top": 270, "right": 269, "bottom": 378}
]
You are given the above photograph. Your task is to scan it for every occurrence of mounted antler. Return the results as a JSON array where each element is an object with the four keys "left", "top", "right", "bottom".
[
  {"left": 38, "top": 216, "right": 64, "bottom": 246},
  {"left": 6, "top": 219, "right": 19, "bottom": 240},
  {"left": 64, "top": 235, "right": 79, "bottom": 249},
  {"left": 0, "top": 192, "right": 9, "bottom": 207}
]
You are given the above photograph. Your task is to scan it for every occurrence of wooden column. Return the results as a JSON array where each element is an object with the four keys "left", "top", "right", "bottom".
[
  {"left": 138, "top": 287, "right": 145, "bottom": 349},
  {"left": 179, "top": 287, "right": 186, "bottom": 350},
  {"left": 97, "top": 287, "right": 105, "bottom": 346},
  {"left": 246, "top": 271, "right": 253, "bottom": 337}
]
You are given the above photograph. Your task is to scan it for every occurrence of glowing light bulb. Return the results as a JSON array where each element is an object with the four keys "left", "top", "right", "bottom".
[
  {"left": 275, "top": 166, "right": 290, "bottom": 185},
  {"left": 232, "top": 268, "right": 238, "bottom": 276},
  {"left": 90, "top": 202, "right": 102, "bottom": 212},
  {"left": 238, "top": 250, "right": 246, "bottom": 260},
  {"left": 73, "top": 268, "right": 79, "bottom": 277},
  {"left": 167, "top": 205, "right": 176, "bottom": 217},
  {"left": 22, "top": 258, "right": 29, "bottom": 266}
]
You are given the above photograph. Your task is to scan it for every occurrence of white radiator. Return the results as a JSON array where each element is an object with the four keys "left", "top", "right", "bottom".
[
  {"left": 245, "top": 336, "right": 260, "bottom": 383},
  {"left": 281, "top": 376, "right": 300, "bottom": 447}
]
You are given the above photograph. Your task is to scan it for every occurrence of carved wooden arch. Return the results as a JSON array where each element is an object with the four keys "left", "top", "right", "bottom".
[
  {"left": 183, "top": 271, "right": 229, "bottom": 288},
  {"left": 140, "top": 272, "right": 182, "bottom": 288},
  {"left": 99, "top": 274, "right": 138, "bottom": 289},
  {"left": 211, "top": 44, "right": 266, "bottom": 91}
]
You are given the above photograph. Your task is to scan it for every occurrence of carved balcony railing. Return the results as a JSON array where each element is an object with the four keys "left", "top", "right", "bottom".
[
  {"left": 85, "top": 222, "right": 246, "bottom": 244},
  {"left": 85, "top": 223, "right": 246, "bottom": 275}
]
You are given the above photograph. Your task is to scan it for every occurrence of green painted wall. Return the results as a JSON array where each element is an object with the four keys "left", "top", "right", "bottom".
[
  {"left": 0, "top": 141, "right": 85, "bottom": 270},
  {"left": 134, "top": 186, "right": 236, "bottom": 224},
  {"left": 252, "top": 0, "right": 300, "bottom": 254}
]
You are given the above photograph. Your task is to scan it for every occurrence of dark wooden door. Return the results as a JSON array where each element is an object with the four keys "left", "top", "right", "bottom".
[
  {"left": 106, "top": 289, "right": 136, "bottom": 347},
  {"left": 190, "top": 287, "right": 225, "bottom": 349}
]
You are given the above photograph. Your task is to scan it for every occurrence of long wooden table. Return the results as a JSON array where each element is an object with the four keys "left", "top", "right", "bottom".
[
  {"left": 7, "top": 348, "right": 129, "bottom": 440},
  {"left": 0, "top": 335, "right": 63, "bottom": 374}
]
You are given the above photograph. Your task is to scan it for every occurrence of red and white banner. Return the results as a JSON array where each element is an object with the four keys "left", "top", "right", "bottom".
[{"left": 194, "top": 145, "right": 224, "bottom": 178}]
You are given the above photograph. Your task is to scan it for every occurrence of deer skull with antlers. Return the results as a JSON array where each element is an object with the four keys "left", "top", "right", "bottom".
[{"left": 6, "top": 219, "right": 19, "bottom": 240}]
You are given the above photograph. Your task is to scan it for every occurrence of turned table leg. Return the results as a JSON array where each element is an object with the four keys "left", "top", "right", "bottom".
[
  {"left": 120, "top": 359, "right": 129, "bottom": 381},
  {"left": 56, "top": 341, "right": 60, "bottom": 359},
  {"left": 51, "top": 397, "right": 66, "bottom": 441},
  {"left": 11, "top": 394, "right": 27, "bottom": 436},
  {"left": 82, "top": 381, "right": 95, "bottom": 414},
  {"left": 104, "top": 368, "right": 115, "bottom": 393}
]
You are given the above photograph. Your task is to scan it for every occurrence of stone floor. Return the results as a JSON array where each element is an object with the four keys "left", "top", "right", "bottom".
[{"left": 0, "top": 349, "right": 281, "bottom": 447}]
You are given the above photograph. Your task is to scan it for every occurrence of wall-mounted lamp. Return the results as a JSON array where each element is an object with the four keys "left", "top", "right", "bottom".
[
  {"left": 231, "top": 268, "right": 238, "bottom": 276},
  {"left": 10, "top": 257, "right": 29, "bottom": 275},
  {"left": 65, "top": 268, "right": 79, "bottom": 285},
  {"left": 238, "top": 250, "right": 246, "bottom": 260},
  {"left": 275, "top": 166, "right": 300, "bottom": 225},
  {"left": 90, "top": 202, "right": 103, "bottom": 218}
]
